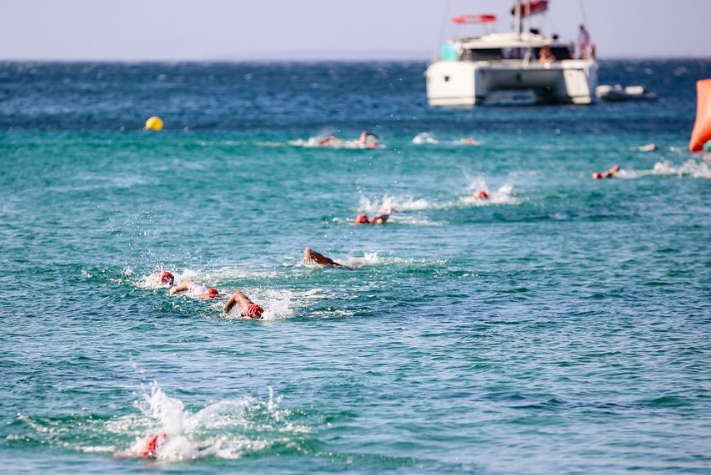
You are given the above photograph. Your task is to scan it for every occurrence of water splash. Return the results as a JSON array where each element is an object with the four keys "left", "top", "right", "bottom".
[
  {"left": 288, "top": 137, "right": 384, "bottom": 149},
  {"left": 412, "top": 132, "right": 438, "bottom": 145},
  {"left": 358, "top": 193, "right": 431, "bottom": 214},
  {"left": 110, "top": 383, "right": 309, "bottom": 461}
]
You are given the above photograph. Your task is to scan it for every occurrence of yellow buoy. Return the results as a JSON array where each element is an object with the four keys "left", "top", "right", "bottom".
[{"left": 144, "top": 116, "right": 163, "bottom": 131}]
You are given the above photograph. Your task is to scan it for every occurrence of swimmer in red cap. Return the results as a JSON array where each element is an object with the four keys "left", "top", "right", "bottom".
[
  {"left": 148, "top": 271, "right": 175, "bottom": 286},
  {"left": 473, "top": 190, "right": 489, "bottom": 200},
  {"left": 136, "top": 433, "right": 168, "bottom": 458},
  {"left": 355, "top": 213, "right": 389, "bottom": 225},
  {"left": 592, "top": 164, "right": 621, "bottom": 180},
  {"left": 223, "top": 291, "right": 264, "bottom": 318},
  {"left": 169, "top": 280, "right": 219, "bottom": 299},
  {"left": 303, "top": 247, "right": 346, "bottom": 268}
]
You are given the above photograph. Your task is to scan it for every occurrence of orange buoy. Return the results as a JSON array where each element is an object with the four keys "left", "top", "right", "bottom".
[{"left": 689, "top": 79, "right": 711, "bottom": 152}]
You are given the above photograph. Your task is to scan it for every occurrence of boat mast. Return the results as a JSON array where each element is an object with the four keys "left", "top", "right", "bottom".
[{"left": 514, "top": 0, "right": 522, "bottom": 40}]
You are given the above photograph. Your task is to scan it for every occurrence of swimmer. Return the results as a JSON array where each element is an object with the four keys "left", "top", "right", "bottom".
[
  {"left": 319, "top": 131, "right": 379, "bottom": 148},
  {"left": 355, "top": 213, "right": 389, "bottom": 225},
  {"left": 319, "top": 135, "right": 342, "bottom": 146},
  {"left": 592, "top": 164, "right": 621, "bottom": 180},
  {"left": 357, "top": 130, "right": 379, "bottom": 148},
  {"left": 135, "top": 433, "right": 168, "bottom": 458},
  {"left": 639, "top": 143, "right": 658, "bottom": 152},
  {"left": 148, "top": 271, "right": 175, "bottom": 286},
  {"left": 223, "top": 291, "right": 264, "bottom": 318},
  {"left": 303, "top": 247, "right": 346, "bottom": 268},
  {"left": 170, "top": 280, "right": 219, "bottom": 299},
  {"left": 473, "top": 190, "right": 489, "bottom": 200}
]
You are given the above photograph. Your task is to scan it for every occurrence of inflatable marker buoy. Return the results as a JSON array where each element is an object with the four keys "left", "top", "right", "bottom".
[
  {"left": 145, "top": 116, "right": 163, "bottom": 131},
  {"left": 689, "top": 79, "right": 711, "bottom": 152}
]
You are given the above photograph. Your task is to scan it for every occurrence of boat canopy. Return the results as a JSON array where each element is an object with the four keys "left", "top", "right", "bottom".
[{"left": 456, "top": 32, "right": 554, "bottom": 49}]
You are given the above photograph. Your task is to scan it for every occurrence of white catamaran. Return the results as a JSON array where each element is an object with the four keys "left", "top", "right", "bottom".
[{"left": 425, "top": 0, "right": 598, "bottom": 106}]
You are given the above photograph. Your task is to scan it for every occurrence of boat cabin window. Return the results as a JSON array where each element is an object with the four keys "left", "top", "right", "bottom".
[
  {"left": 461, "top": 48, "right": 504, "bottom": 61},
  {"left": 535, "top": 46, "right": 572, "bottom": 61}
]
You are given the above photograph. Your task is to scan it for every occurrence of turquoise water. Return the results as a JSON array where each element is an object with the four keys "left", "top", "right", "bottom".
[{"left": 1, "top": 61, "right": 711, "bottom": 474}]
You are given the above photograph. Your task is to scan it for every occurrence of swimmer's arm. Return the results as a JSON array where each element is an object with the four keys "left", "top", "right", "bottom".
[
  {"left": 169, "top": 280, "right": 192, "bottom": 295},
  {"left": 223, "top": 293, "right": 239, "bottom": 313},
  {"left": 372, "top": 214, "right": 389, "bottom": 224},
  {"left": 360, "top": 130, "right": 379, "bottom": 143},
  {"left": 223, "top": 291, "right": 253, "bottom": 314}
]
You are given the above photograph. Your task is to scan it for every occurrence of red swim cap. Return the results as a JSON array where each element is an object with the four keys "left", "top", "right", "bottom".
[
  {"left": 355, "top": 214, "right": 370, "bottom": 224},
  {"left": 474, "top": 190, "right": 489, "bottom": 200},
  {"left": 204, "top": 288, "right": 219, "bottom": 299},
  {"left": 592, "top": 172, "right": 603, "bottom": 180},
  {"left": 243, "top": 304, "right": 264, "bottom": 319},
  {"left": 160, "top": 271, "right": 174, "bottom": 285},
  {"left": 138, "top": 433, "right": 167, "bottom": 457}
]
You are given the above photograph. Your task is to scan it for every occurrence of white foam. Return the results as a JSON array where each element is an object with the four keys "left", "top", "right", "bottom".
[
  {"left": 136, "top": 268, "right": 198, "bottom": 290},
  {"left": 411, "top": 132, "right": 438, "bottom": 145},
  {"left": 358, "top": 193, "right": 431, "bottom": 214},
  {"left": 652, "top": 159, "right": 711, "bottom": 178}
]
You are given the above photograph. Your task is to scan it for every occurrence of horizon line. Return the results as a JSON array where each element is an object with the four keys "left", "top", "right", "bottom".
[{"left": 1, "top": 55, "right": 710, "bottom": 63}]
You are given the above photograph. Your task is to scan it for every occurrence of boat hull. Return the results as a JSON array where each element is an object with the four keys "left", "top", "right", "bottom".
[{"left": 425, "top": 60, "right": 598, "bottom": 106}]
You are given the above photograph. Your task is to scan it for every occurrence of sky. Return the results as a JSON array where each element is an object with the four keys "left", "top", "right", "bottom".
[{"left": 1, "top": 0, "right": 710, "bottom": 61}]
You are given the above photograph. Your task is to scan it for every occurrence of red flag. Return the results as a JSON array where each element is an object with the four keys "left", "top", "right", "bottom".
[{"left": 511, "top": 0, "right": 549, "bottom": 17}]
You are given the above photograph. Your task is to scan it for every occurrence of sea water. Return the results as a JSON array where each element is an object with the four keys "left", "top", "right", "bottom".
[{"left": 1, "top": 60, "right": 711, "bottom": 474}]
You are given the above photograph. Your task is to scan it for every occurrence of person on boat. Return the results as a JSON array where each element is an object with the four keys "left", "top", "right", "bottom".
[
  {"left": 170, "top": 280, "right": 220, "bottom": 299},
  {"left": 538, "top": 45, "right": 556, "bottom": 63},
  {"left": 223, "top": 291, "right": 264, "bottom": 318},
  {"left": 577, "top": 25, "right": 591, "bottom": 59},
  {"left": 355, "top": 213, "right": 389, "bottom": 225},
  {"left": 149, "top": 271, "right": 175, "bottom": 286},
  {"left": 592, "top": 164, "right": 621, "bottom": 180},
  {"left": 303, "top": 247, "right": 346, "bottom": 268}
]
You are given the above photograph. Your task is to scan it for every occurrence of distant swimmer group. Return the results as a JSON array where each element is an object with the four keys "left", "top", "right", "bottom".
[
  {"left": 146, "top": 247, "right": 355, "bottom": 321},
  {"left": 150, "top": 271, "right": 264, "bottom": 318}
]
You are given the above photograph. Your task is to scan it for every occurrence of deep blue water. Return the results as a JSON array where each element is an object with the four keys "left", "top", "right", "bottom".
[{"left": 1, "top": 60, "right": 711, "bottom": 474}]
